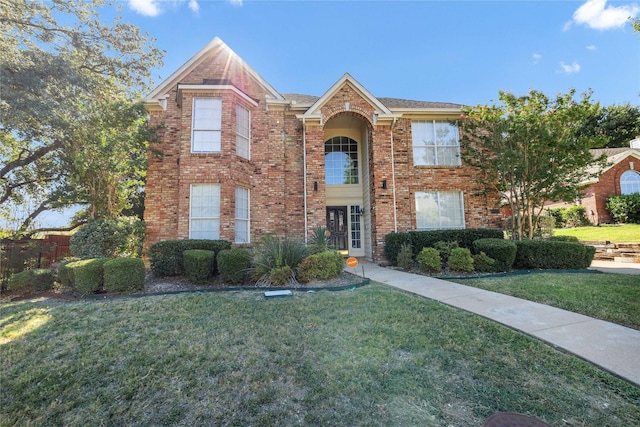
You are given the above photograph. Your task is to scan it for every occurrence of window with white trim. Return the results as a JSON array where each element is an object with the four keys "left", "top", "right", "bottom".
[
  {"left": 192, "top": 98, "right": 222, "bottom": 153},
  {"left": 411, "top": 120, "right": 460, "bottom": 166},
  {"left": 190, "top": 184, "right": 220, "bottom": 239},
  {"left": 621, "top": 170, "right": 640, "bottom": 195},
  {"left": 235, "top": 186, "right": 250, "bottom": 243},
  {"left": 415, "top": 191, "right": 465, "bottom": 230},
  {"left": 236, "top": 105, "right": 250, "bottom": 159}
]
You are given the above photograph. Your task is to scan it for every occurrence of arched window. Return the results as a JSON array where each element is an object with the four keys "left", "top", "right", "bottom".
[
  {"left": 325, "top": 136, "right": 359, "bottom": 185},
  {"left": 620, "top": 170, "right": 640, "bottom": 195}
]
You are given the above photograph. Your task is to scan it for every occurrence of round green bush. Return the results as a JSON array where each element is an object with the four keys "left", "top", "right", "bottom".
[
  {"left": 69, "top": 258, "right": 107, "bottom": 295},
  {"left": 269, "top": 265, "right": 292, "bottom": 287},
  {"left": 473, "top": 252, "right": 496, "bottom": 273},
  {"left": 297, "top": 251, "right": 344, "bottom": 283},
  {"left": 57, "top": 259, "right": 78, "bottom": 288},
  {"left": 183, "top": 249, "right": 215, "bottom": 284},
  {"left": 217, "top": 248, "right": 253, "bottom": 285},
  {"left": 473, "top": 238, "right": 517, "bottom": 272},
  {"left": 8, "top": 269, "right": 55, "bottom": 293},
  {"left": 103, "top": 258, "right": 146, "bottom": 293},
  {"left": 148, "top": 240, "right": 231, "bottom": 277},
  {"left": 448, "top": 248, "right": 474, "bottom": 273},
  {"left": 416, "top": 247, "right": 441, "bottom": 273},
  {"left": 70, "top": 217, "right": 145, "bottom": 259}
]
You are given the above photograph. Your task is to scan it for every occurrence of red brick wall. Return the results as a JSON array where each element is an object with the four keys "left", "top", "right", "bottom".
[{"left": 582, "top": 155, "right": 639, "bottom": 224}]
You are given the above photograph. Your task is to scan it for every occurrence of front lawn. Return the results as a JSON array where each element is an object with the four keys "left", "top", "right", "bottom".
[
  {"left": 450, "top": 272, "right": 640, "bottom": 330},
  {"left": 553, "top": 223, "right": 640, "bottom": 242},
  {"left": 2, "top": 284, "right": 639, "bottom": 426}
]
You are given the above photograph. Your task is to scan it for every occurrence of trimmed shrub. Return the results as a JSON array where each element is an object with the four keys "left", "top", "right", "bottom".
[
  {"left": 513, "top": 240, "right": 589, "bottom": 270},
  {"left": 183, "top": 250, "right": 215, "bottom": 284},
  {"left": 583, "top": 245, "right": 597, "bottom": 268},
  {"left": 448, "top": 248, "right": 474, "bottom": 272},
  {"left": 148, "top": 240, "right": 231, "bottom": 277},
  {"left": 548, "top": 235, "right": 580, "bottom": 242},
  {"left": 297, "top": 251, "right": 344, "bottom": 283},
  {"left": 269, "top": 266, "right": 292, "bottom": 287},
  {"left": 409, "top": 228, "right": 503, "bottom": 255},
  {"left": 563, "top": 206, "right": 590, "bottom": 228},
  {"left": 416, "top": 247, "right": 441, "bottom": 273},
  {"left": 7, "top": 269, "right": 53, "bottom": 292},
  {"left": 71, "top": 258, "right": 107, "bottom": 294},
  {"left": 217, "top": 248, "right": 253, "bottom": 285},
  {"left": 70, "top": 217, "right": 145, "bottom": 259},
  {"left": 433, "top": 241, "right": 459, "bottom": 265},
  {"left": 547, "top": 208, "right": 565, "bottom": 228},
  {"left": 397, "top": 243, "right": 414, "bottom": 271},
  {"left": 103, "top": 258, "right": 146, "bottom": 293},
  {"left": 384, "top": 232, "right": 411, "bottom": 265},
  {"left": 57, "top": 259, "right": 77, "bottom": 288},
  {"left": 473, "top": 238, "right": 517, "bottom": 272},
  {"left": 607, "top": 194, "right": 640, "bottom": 224},
  {"left": 473, "top": 252, "right": 496, "bottom": 273}
]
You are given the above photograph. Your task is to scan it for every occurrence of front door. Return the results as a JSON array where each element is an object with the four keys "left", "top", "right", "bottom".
[{"left": 326, "top": 207, "right": 348, "bottom": 251}]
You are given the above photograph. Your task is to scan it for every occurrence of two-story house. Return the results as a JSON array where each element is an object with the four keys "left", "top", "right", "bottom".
[{"left": 142, "top": 37, "right": 501, "bottom": 261}]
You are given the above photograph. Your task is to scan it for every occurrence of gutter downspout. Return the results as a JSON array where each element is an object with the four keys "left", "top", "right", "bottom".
[
  {"left": 390, "top": 117, "right": 398, "bottom": 233},
  {"left": 302, "top": 118, "right": 308, "bottom": 244}
]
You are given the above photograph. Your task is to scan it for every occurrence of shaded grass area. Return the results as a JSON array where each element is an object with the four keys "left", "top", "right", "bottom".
[
  {"left": 450, "top": 272, "right": 640, "bottom": 330},
  {"left": 554, "top": 224, "right": 640, "bottom": 242},
  {"left": 1, "top": 284, "right": 639, "bottom": 426}
]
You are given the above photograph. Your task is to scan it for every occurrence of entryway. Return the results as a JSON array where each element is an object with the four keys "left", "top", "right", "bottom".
[{"left": 326, "top": 206, "right": 348, "bottom": 252}]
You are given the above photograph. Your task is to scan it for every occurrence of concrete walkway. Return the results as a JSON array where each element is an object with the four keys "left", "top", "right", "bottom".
[{"left": 350, "top": 261, "right": 640, "bottom": 387}]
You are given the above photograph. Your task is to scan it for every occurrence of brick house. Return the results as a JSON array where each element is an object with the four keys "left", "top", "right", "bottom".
[
  {"left": 142, "top": 37, "right": 501, "bottom": 260},
  {"left": 546, "top": 141, "right": 640, "bottom": 225}
]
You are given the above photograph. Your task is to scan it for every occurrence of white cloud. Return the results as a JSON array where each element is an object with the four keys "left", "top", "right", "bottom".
[
  {"left": 229, "top": 0, "right": 244, "bottom": 6},
  {"left": 127, "top": 0, "right": 204, "bottom": 16},
  {"left": 128, "top": 0, "right": 161, "bottom": 17},
  {"left": 586, "top": 45, "right": 597, "bottom": 51},
  {"left": 532, "top": 53, "right": 542, "bottom": 64},
  {"left": 559, "top": 61, "right": 581, "bottom": 74},
  {"left": 572, "top": 0, "right": 639, "bottom": 30}
]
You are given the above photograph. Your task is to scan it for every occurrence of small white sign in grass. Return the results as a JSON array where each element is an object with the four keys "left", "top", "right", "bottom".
[{"left": 264, "top": 290, "right": 293, "bottom": 298}]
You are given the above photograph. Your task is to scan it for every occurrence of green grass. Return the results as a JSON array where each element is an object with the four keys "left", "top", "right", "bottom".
[
  {"left": 1, "top": 284, "right": 639, "bottom": 426},
  {"left": 553, "top": 223, "right": 640, "bottom": 242},
  {"left": 451, "top": 272, "right": 640, "bottom": 330}
]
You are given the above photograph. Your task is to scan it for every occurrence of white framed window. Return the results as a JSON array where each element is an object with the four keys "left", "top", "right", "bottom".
[
  {"left": 190, "top": 184, "right": 220, "bottom": 239},
  {"left": 236, "top": 105, "right": 251, "bottom": 160},
  {"left": 235, "top": 187, "right": 250, "bottom": 243},
  {"left": 621, "top": 170, "right": 640, "bottom": 195},
  {"left": 415, "top": 191, "right": 465, "bottom": 230},
  {"left": 411, "top": 120, "right": 460, "bottom": 166},
  {"left": 192, "top": 98, "right": 222, "bottom": 153}
]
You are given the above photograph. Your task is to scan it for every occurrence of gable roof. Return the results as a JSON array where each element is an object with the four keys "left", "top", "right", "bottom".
[
  {"left": 144, "top": 37, "right": 284, "bottom": 105},
  {"left": 583, "top": 147, "right": 640, "bottom": 184},
  {"left": 301, "top": 73, "right": 393, "bottom": 117}
]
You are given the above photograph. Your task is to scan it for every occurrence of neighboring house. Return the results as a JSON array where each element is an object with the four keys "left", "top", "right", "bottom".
[
  {"left": 142, "top": 37, "right": 501, "bottom": 261},
  {"left": 546, "top": 138, "right": 640, "bottom": 225}
]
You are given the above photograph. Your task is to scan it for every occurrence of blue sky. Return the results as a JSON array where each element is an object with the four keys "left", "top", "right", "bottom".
[{"left": 122, "top": 0, "right": 640, "bottom": 107}]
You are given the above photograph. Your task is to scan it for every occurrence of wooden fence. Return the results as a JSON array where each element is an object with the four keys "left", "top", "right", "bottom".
[{"left": 0, "top": 235, "right": 71, "bottom": 289}]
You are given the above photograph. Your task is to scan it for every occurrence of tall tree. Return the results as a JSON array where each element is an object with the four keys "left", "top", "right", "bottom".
[
  {"left": 581, "top": 104, "right": 640, "bottom": 148},
  {"left": 0, "top": 0, "right": 163, "bottom": 233},
  {"left": 459, "top": 90, "right": 608, "bottom": 240}
]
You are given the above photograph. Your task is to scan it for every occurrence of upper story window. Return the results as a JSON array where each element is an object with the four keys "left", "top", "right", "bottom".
[
  {"left": 236, "top": 105, "right": 251, "bottom": 160},
  {"left": 192, "top": 98, "right": 222, "bottom": 153},
  {"left": 325, "top": 136, "right": 359, "bottom": 185},
  {"left": 411, "top": 120, "right": 460, "bottom": 166},
  {"left": 621, "top": 170, "right": 640, "bottom": 195}
]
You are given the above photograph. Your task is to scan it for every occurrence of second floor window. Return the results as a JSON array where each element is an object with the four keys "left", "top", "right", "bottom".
[
  {"left": 236, "top": 105, "right": 250, "bottom": 159},
  {"left": 412, "top": 120, "right": 460, "bottom": 166},
  {"left": 325, "top": 136, "right": 359, "bottom": 185},
  {"left": 192, "top": 98, "right": 222, "bottom": 153}
]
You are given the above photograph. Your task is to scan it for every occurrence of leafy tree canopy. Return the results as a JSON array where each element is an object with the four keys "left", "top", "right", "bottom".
[
  {"left": 459, "top": 89, "right": 608, "bottom": 240},
  {"left": 581, "top": 104, "right": 640, "bottom": 148},
  {"left": 0, "top": 0, "right": 163, "bottom": 236}
]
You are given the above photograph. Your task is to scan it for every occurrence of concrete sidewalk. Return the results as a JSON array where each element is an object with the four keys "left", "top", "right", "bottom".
[{"left": 351, "top": 262, "right": 640, "bottom": 387}]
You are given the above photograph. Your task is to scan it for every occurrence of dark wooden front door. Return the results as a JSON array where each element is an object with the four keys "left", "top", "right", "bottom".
[{"left": 326, "top": 207, "right": 348, "bottom": 251}]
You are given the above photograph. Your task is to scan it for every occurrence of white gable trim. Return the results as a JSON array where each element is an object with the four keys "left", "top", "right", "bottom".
[{"left": 303, "top": 73, "right": 393, "bottom": 117}]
